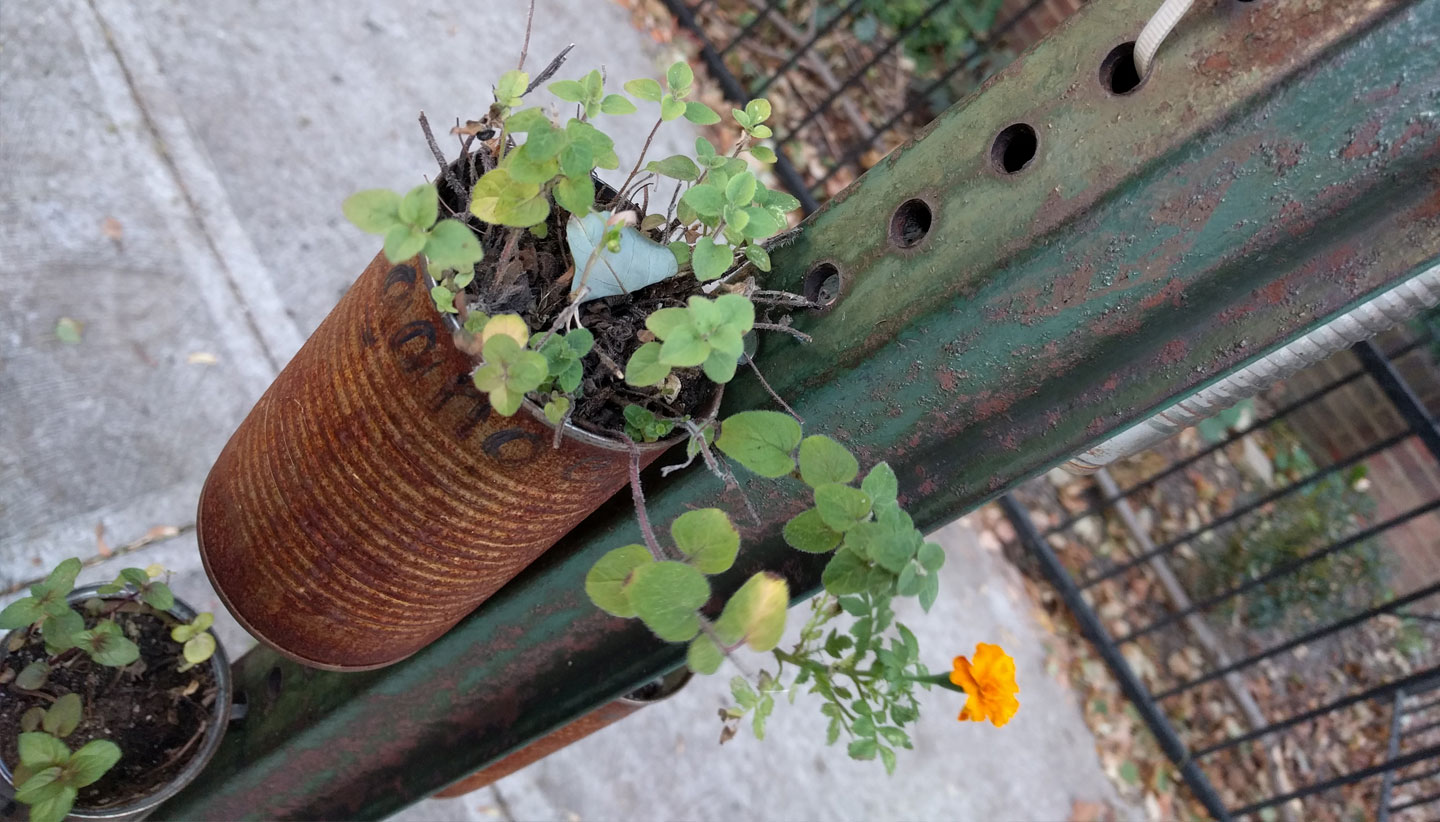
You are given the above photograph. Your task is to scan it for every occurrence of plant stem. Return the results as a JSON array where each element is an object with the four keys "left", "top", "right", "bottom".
[
  {"left": 516, "top": 0, "right": 536, "bottom": 71},
  {"left": 629, "top": 447, "right": 666, "bottom": 560},
  {"left": 745, "top": 354, "right": 802, "bottom": 423},
  {"left": 754, "top": 322, "right": 812, "bottom": 343},
  {"left": 615, "top": 118, "right": 664, "bottom": 208}
]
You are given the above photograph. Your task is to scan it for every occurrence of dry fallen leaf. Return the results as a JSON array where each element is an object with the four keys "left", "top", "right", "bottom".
[
  {"left": 187, "top": 352, "right": 219, "bottom": 365},
  {"left": 95, "top": 522, "right": 112, "bottom": 557},
  {"left": 101, "top": 216, "right": 124, "bottom": 240}
]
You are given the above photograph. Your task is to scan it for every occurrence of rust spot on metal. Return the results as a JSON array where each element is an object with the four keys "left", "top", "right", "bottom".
[
  {"left": 1341, "top": 119, "right": 1384, "bottom": 159},
  {"left": 1158, "top": 339, "right": 1189, "bottom": 366},
  {"left": 936, "top": 367, "right": 961, "bottom": 393}
]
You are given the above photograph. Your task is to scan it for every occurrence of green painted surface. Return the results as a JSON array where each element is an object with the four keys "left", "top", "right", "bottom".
[{"left": 159, "top": 0, "right": 1440, "bottom": 817}]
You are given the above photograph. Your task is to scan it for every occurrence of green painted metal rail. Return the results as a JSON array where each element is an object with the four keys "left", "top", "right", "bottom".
[{"left": 158, "top": 0, "right": 1440, "bottom": 817}]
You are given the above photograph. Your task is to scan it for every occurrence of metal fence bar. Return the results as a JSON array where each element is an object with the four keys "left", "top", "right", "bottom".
[
  {"left": 1389, "top": 791, "right": 1440, "bottom": 816},
  {"left": 1354, "top": 338, "right": 1440, "bottom": 460},
  {"left": 1230, "top": 743, "right": 1440, "bottom": 819},
  {"left": 1117, "top": 499, "right": 1440, "bottom": 644},
  {"left": 1405, "top": 718, "right": 1440, "bottom": 738},
  {"left": 1397, "top": 765, "right": 1440, "bottom": 787},
  {"left": 1409, "top": 695, "right": 1440, "bottom": 715},
  {"left": 1193, "top": 667, "right": 1440, "bottom": 760},
  {"left": 1044, "top": 332, "right": 1440, "bottom": 539},
  {"left": 749, "top": 0, "right": 868, "bottom": 95},
  {"left": 1080, "top": 430, "right": 1414, "bottom": 589},
  {"left": 1156, "top": 581, "right": 1440, "bottom": 701},
  {"left": 999, "top": 494, "right": 1233, "bottom": 820},
  {"left": 772, "top": 0, "right": 950, "bottom": 146},
  {"left": 1379, "top": 687, "right": 1407, "bottom": 822},
  {"left": 716, "top": 0, "right": 789, "bottom": 58}
]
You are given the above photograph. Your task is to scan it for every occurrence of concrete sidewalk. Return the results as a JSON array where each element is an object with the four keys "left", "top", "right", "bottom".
[{"left": 1, "top": 1, "right": 1128, "bottom": 819}]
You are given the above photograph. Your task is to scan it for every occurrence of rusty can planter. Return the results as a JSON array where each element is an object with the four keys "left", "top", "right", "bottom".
[
  {"left": 198, "top": 252, "right": 696, "bottom": 671},
  {"left": 433, "top": 668, "right": 692, "bottom": 798}
]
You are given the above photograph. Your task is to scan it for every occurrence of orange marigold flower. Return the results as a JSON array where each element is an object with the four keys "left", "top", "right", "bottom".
[{"left": 950, "top": 642, "right": 1020, "bottom": 727}]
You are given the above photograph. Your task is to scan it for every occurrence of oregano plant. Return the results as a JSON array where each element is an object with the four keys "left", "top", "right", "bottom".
[{"left": 340, "top": 35, "right": 1018, "bottom": 774}]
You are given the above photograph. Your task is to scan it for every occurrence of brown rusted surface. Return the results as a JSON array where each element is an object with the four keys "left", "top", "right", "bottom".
[
  {"left": 198, "top": 253, "right": 672, "bottom": 670},
  {"left": 433, "top": 698, "right": 640, "bottom": 798}
]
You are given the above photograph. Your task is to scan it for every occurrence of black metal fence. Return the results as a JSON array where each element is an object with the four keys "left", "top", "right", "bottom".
[
  {"left": 666, "top": 2, "right": 1440, "bottom": 818},
  {"left": 664, "top": 0, "right": 1062, "bottom": 214},
  {"left": 1004, "top": 331, "right": 1440, "bottom": 820}
]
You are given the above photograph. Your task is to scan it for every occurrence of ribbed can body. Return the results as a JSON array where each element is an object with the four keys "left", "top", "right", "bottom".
[{"left": 198, "top": 253, "right": 654, "bottom": 670}]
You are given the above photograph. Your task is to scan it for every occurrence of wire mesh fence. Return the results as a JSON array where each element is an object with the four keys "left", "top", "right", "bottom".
[{"left": 662, "top": 1, "right": 1440, "bottom": 818}]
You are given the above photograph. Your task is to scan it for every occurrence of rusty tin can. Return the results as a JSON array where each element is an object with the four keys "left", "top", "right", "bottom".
[{"left": 198, "top": 252, "right": 689, "bottom": 670}]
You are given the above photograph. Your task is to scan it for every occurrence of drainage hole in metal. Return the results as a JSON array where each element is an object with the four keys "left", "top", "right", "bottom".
[
  {"left": 991, "top": 124, "right": 1038, "bottom": 174},
  {"left": 804, "top": 263, "right": 841, "bottom": 307},
  {"left": 889, "top": 199, "right": 933, "bottom": 248},
  {"left": 1100, "top": 42, "right": 1143, "bottom": 95}
]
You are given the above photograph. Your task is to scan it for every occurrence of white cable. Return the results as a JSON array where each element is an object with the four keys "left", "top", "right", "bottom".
[{"left": 1134, "top": 0, "right": 1195, "bottom": 77}]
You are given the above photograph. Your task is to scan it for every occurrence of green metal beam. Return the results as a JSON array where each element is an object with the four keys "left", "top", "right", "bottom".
[{"left": 158, "top": 0, "right": 1440, "bottom": 817}]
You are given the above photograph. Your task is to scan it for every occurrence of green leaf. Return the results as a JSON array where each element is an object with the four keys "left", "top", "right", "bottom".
[
  {"left": 505, "top": 144, "right": 561, "bottom": 184},
  {"left": 732, "top": 109, "right": 752, "bottom": 129},
  {"left": 659, "top": 95, "right": 685, "bottom": 122},
  {"left": 878, "top": 744, "right": 897, "bottom": 774},
  {"left": 558, "top": 142, "right": 594, "bottom": 179},
  {"left": 118, "top": 568, "right": 148, "bottom": 587},
  {"left": 702, "top": 349, "right": 740, "bottom": 384},
  {"left": 600, "top": 94, "right": 637, "bottom": 115},
  {"left": 43, "top": 694, "right": 81, "bottom": 738},
  {"left": 749, "top": 144, "right": 777, "bottom": 164},
  {"left": 750, "top": 124, "right": 774, "bottom": 139},
  {"left": 424, "top": 219, "right": 484, "bottom": 272},
  {"left": 745, "top": 98, "right": 772, "bottom": 124},
  {"left": 814, "top": 484, "right": 872, "bottom": 532},
  {"left": 783, "top": 509, "right": 842, "bottom": 554},
  {"left": 691, "top": 238, "right": 732, "bottom": 282},
  {"left": 861, "top": 462, "right": 899, "bottom": 506},
  {"left": 495, "top": 69, "right": 529, "bottom": 106},
  {"left": 714, "top": 572, "right": 788, "bottom": 651},
  {"left": 848, "top": 738, "right": 878, "bottom": 760},
  {"left": 585, "top": 545, "right": 654, "bottom": 618},
  {"left": 761, "top": 189, "right": 802, "bottom": 214},
  {"left": 628, "top": 561, "right": 710, "bottom": 642},
  {"left": 740, "top": 206, "right": 782, "bottom": 239},
  {"left": 184, "top": 632, "right": 217, "bottom": 665},
  {"left": 896, "top": 563, "right": 921, "bottom": 596},
  {"left": 624, "top": 78, "right": 663, "bottom": 101},
  {"left": 680, "top": 184, "right": 724, "bottom": 218},
  {"left": 668, "top": 241, "right": 691, "bottom": 266},
  {"left": 79, "top": 621, "right": 140, "bottom": 667},
  {"left": 658, "top": 327, "right": 707, "bottom": 368},
  {"left": 39, "top": 610, "right": 80, "bottom": 652},
  {"left": 671, "top": 508, "right": 740, "bottom": 574},
  {"left": 68, "top": 739, "right": 121, "bottom": 787},
  {"left": 683, "top": 101, "right": 720, "bottom": 124},
  {"left": 549, "top": 79, "right": 586, "bottom": 102},
  {"left": 341, "top": 189, "right": 403, "bottom": 234},
  {"left": 470, "top": 168, "right": 550, "bottom": 228},
  {"left": 17, "top": 660, "right": 51, "bottom": 690},
  {"left": 821, "top": 548, "right": 871, "bottom": 596},
  {"left": 554, "top": 175, "right": 596, "bottom": 218},
  {"left": 505, "top": 107, "right": 551, "bottom": 132},
  {"left": 625, "top": 342, "right": 671, "bottom": 387},
  {"left": 543, "top": 397, "right": 570, "bottom": 425},
  {"left": 142, "top": 582, "right": 175, "bottom": 611},
  {"left": 38, "top": 559, "right": 82, "bottom": 597},
  {"left": 918, "top": 571, "right": 940, "bottom": 613},
  {"left": 24, "top": 783, "right": 77, "bottom": 822},
  {"left": 798, "top": 435, "right": 859, "bottom": 488},
  {"left": 687, "top": 634, "right": 724, "bottom": 674},
  {"left": 15, "top": 765, "right": 64, "bottom": 804},
  {"left": 398, "top": 183, "right": 439, "bottom": 229},
  {"left": 565, "top": 120, "right": 620, "bottom": 169},
  {"left": 645, "top": 155, "right": 700, "bottom": 181},
  {"left": 18, "top": 733, "right": 69, "bottom": 769},
  {"left": 666, "top": 62, "right": 693, "bottom": 93},
  {"left": 725, "top": 172, "right": 757, "bottom": 206},
  {"left": 383, "top": 224, "right": 427, "bottom": 263},
  {"left": 0, "top": 597, "right": 43, "bottom": 628},
  {"left": 743, "top": 244, "right": 771, "bottom": 272},
  {"left": 715, "top": 410, "right": 802, "bottom": 478},
  {"left": 918, "top": 541, "right": 945, "bottom": 572}
]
